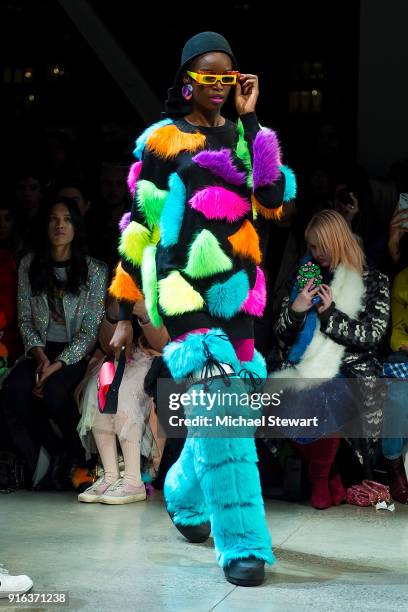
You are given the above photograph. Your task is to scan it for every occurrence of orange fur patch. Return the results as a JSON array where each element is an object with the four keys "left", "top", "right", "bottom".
[
  {"left": 146, "top": 124, "right": 206, "bottom": 159},
  {"left": 228, "top": 219, "right": 262, "bottom": 264},
  {"left": 251, "top": 194, "right": 284, "bottom": 221},
  {"left": 109, "top": 262, "right": 143, "bottom": 302}
]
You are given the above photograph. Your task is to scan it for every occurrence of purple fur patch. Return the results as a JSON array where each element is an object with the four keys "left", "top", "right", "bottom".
[
  {"left": 127, "top": 161, "right": 142, "bottom": 197},
  {"left": 189, "top": 186, "right": 250, "bottom": 222},
  {"left": 193, "top": 149, "right": 246, "bottom": 186},
  {"left": 252, "top": 129, "right": 281, "bottom": 189},
  {"left": 119, "top": 211, "right": 131, "bottom": 232}
]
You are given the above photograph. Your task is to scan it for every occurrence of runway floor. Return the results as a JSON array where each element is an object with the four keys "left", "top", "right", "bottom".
[{"left": 1, "top": 490, "right": 408, "bottom": 611}]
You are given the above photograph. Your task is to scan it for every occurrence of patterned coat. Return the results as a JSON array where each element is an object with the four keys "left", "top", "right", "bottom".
[
  {"left": 274, "top": 266, "right": 390, "bottom": 447},
  {"left": 109, "top": 114, "right": 296, "bottom": 344}
]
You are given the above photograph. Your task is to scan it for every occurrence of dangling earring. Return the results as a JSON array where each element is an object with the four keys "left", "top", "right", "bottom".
[{"left": 182, "top": 83, "right": 193, "bottom": 101}]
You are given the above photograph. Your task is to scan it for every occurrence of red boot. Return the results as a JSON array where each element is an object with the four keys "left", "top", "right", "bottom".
[
  {"left": 300, "top": 438, "right": 340, "bottom": 510},
  {"left": 384, "top": 457, "right": 408, "bottom": 504}
]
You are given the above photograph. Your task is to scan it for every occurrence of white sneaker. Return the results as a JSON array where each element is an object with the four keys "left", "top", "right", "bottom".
[
  {"left": 78, "top": 476, "right": 116, "bottom": 503},
  {"left": 0, "top": 567, "right": 33, "bottom": 598},
  {"left": 100, "top": 478, "right": 146, "bottom": 504}
]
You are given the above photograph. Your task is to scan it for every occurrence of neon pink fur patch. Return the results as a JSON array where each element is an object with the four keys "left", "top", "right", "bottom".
[
  {"left": 240, "top": 266, "right": 267, "bottom": 316},
  {"left": 189, "top": 186, "right": 250, "bottom": 222},
  {"left": 127, "top": 161, "right": 142, "bottom": 197}
]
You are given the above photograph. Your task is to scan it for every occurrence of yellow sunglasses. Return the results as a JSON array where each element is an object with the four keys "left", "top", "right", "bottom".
[{"left": 186, "top": 70, "right": 240, "bottom": 86}]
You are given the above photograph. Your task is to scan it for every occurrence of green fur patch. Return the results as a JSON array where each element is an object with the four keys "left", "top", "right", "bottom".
[
  {"left": 183, "top": 230, "right": 233, "bottom": 279},
  {"left": 118, "top": 221, "right": 150, "bottom": 266},
  {"left": 236, "top": 119, "right": 253, "bottom": 188},
  {"left": 136, "top": 180, "right": 168, "bottom": 229},
  {"left": 141, "top": 245, "right": 163, "bottom": 328}
]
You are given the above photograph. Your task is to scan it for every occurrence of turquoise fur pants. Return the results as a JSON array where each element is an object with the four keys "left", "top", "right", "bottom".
[{"left": 163, "top": 372, "right": 274, "bottom": 568}]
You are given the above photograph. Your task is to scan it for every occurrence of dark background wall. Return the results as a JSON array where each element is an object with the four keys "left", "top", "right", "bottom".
[
  {"left": 358, "top": 0, "right": 408, "bottom": 175},
  {"left": 0, "top": 0, "right": 360, "bottom": 171}
]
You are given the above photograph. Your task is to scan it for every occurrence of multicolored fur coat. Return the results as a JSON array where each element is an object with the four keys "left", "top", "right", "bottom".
[{"left": 109, "top": 113, "right": 296, "bottom": 376}]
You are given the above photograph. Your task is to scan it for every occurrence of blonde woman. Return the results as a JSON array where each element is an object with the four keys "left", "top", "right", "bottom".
[{"left": 273, "top": 210, "right": 390, "bottom": 509}]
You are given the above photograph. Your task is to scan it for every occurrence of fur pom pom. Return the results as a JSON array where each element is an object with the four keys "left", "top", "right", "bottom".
[
  {"left": 281, "top": 164, "right": 297, "bottom": 202},
  {"left": 136, "top": 179, "right": 168, "bottom": 229},
  {"left": 119, "top": 221, "right": 151, "bottom": 266},
  {"left": 109, "top": 262, "right": 143, "bottom": 302},
  {"left": 133, "top": 119, "right": 173, "bottom": 160},
  {"left": 251, "top": 195, "right": 284, "bottom": 221},
  {"left": 163, "top": 328, "right": 240, "bottom": 380},
  {"left": 228, "top": 220, "right": 261, "bottom": 264},
  {"left": 239, "top": 348, "right": 267, "bottom": 378},
  {"left": 189, "top": 186, "right": 250, "bottom": 223},
  {"left": 236, "top": 120, "right": 253, "bottom": 173},
  {"left": 158, "top": 271, "right": 204, "bottom": 316},
  {"left": 119, "top": 211, "right": 131, "bottom": 233},
  {"left": 240, "top": 266, "right": 267, "bottom": 316},
  {"left": 184, "top": 230, "right": 232, "bottom": 279},
  {"left": 127, "top": 161, "right": 142, "bottom": 197},
  {"left": 141, "top": 245, "right": 162, "bottom": 328},
  {"left": 253, "top": 129, "right": 281, "bottom": 189},
  {"left": 193, "top": 149, "right": 246, "bottom": 186},
  {"left": 146, "top": 124, "right": 206, "bottom": 159},
  {"left": 206, "top": 271, "right": 249, "bottom": 319},
  {"left": 160, "top": 173, "right": 186, "bottom": 247}
]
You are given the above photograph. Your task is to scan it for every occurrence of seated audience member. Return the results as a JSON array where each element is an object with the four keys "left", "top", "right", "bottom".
[
  {"left": 382, "top": 266, "right": 408, "bottom": 503},
  {"left": 2, "top": 196, "right": 107, "bottom": 488},
  {"left": 77, "top": 298, "right": 169, "bottom": 504},
  {"left": 272, "top": 210, "right": 390, "bottom": 509}
]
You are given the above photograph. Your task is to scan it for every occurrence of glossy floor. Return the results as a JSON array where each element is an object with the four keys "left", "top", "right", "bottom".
[{"left": 1, "top": 491, "right": 407, "bottom": 611}]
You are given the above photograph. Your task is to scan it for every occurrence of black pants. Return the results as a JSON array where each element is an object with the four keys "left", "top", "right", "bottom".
[{"left": 2, "top": 342, "right": 87, "bottom": 474}]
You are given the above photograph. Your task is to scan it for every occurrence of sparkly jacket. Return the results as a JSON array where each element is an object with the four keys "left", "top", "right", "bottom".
[
  {"left": 273, "top": 266, "right": 390, "bottom": 437},
  {"left": 109, "top": 112, "right": 296, "bottom": 343},
  {"left": 18, "top": 254, "right": 108, "bottom": 365}
]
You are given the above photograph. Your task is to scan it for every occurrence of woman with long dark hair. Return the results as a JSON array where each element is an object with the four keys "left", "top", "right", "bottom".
[{"left": 2, "top": 196, "right": 108, "bottom": 488}]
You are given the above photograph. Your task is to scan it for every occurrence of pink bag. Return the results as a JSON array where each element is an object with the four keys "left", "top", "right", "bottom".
[
  {"left": 346, "top": 480, "right": 391, "bottom": 506},
  {"left": 97, "top": 360, "right": 116, "bottom": 412},
  {"left": 97, "top": 348, "right": 127, "bottom": 414}
]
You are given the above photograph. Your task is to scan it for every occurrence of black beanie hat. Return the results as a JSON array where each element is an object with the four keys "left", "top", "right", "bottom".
[{"left": 163, "top": 32, "right": 236, "bottom": 119}]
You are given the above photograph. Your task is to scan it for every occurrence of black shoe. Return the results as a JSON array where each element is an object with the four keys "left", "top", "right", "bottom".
[
  {"left": 167, "top": 510, "right": 210, "bottom": 543},
  {"left": 223, "top": 556, "right": 265, "bottom": 587}
]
